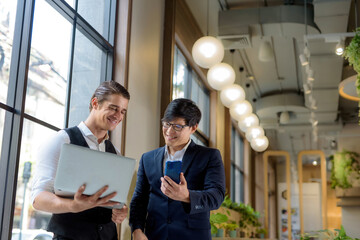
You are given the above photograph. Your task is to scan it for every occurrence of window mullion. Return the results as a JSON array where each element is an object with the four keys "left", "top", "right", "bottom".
[{"left": 0, "top": 0, "right": 36, "bottom": 239}]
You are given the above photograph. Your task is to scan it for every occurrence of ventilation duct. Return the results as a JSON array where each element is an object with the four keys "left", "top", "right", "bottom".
[{"left": 218, "top": 4, "right": 321, "bottom": 49}]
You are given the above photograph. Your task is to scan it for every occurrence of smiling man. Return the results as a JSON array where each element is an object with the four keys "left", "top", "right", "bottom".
[
  {"left": 129, "top": 98, "right": 225, "bottom": 240},
  {"left": 31, "top": 81, "right": 130, "bottom": 240}
]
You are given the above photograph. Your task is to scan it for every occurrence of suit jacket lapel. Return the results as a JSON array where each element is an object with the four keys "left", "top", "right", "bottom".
[
  {"left": 155, "top": 147, "right": 165, "bottom": 176},
  {"left": 181, "top": 140, "right": 197, "bottom": 175}
]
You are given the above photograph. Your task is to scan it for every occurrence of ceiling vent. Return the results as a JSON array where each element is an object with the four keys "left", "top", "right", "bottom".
[{"left": 218, "top": 34, "right": 252, "bottom": 49}]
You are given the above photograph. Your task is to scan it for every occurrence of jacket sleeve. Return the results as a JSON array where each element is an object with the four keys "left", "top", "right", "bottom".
[
  {"left": 129, "top": 154, "right": 150, "bottom": 233},
  {"left": 186, "top": 149, "right": 226, "bottom": 215}
]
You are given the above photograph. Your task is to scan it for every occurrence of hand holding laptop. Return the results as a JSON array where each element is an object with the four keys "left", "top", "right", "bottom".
[
  {"left": 54, "top": 144, "right": 136, "bottom": 209},
  {"left": 69, "top": 184, "right": 119, "bottom": 213}
]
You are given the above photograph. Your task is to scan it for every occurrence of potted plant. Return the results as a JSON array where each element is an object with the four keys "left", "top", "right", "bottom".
[
  {"left": 343, "top": 28, "right": 360, "bottom": 123},
  {"left": 222, "top": 221, "right": 239, "bottom": 238},
  {"left": 210, "top": 212, "right": 228, "bottom": 237},
  {"left": 256, "top": 228, "right": 267, "bottom": 239},
  {"left": 301, "top": 225, "right": 360, "bottom": 240},
  {"left": 221, "top": 195, "right": 263, "bottom": 237},
  {"left": 330, "top": 150, "right": 360, "bottom": 196}
]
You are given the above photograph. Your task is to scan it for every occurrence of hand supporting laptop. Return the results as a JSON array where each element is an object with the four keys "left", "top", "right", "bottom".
[
  {"left": 31, "top": 81, "right": 131, "bottom": 239},
  {"left": 71, "top": 184, "right": 118, "bottom": 212}
]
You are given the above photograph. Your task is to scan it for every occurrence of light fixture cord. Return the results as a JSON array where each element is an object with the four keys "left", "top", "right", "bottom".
[
  {"left": 207, "top": 0, "right": 209, "bottom": 36},
  {"left": 304, "top": 0, "right": 307, "bottom": 36}
]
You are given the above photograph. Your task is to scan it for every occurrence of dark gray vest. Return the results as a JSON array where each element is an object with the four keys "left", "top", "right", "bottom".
[{"left": 47, "top": 126, "right": 118, "bottom": 240}]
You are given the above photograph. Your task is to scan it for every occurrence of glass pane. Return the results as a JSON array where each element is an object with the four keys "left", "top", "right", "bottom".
[
  {"left": 230, "top": 164, "right": 235, "bottom": 201},
  {"left": 235, "top": 132, "right": 240, "bottom": 166},
  {"left": 240, "top": 172, "right": 244, "bottom": 202},
  {"left": 68, "top": 29, "right": 105, "bottom": 126},
  {"left": 235, "top": 169, "right": 240, "bottom": 203},
  {"left": 12, "top": 119, "right": 55, "bottom": 236},
  {"left": 190, "top": 74, "right": 210, "bottom": 137},
  {"left": 77, "top": 0, "right": 112, "bottom": 41},
  {"left": 172, "top": 47, "right": 187, "bottom": 100},
  {"left": 239, "top": 136, "right": 244, "bottom": 169},
  {"left": 64, "top": 0, "right": 75, "bottom": 8},
  {"left": 0, "top": 108, "right": 5, "bottom": 160},
  {"left": 231, "top": 126, "right": 235, "bottom": 160},
  {"left": 25, "top": 0, "right": 72, "bottom": 129},
  {"left": 0, "top": 0, "right": 18, "bottom": 104}
]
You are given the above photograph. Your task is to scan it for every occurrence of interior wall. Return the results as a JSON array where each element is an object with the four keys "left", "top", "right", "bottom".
[
  {"left": 121, "top": 0, "right": 165, "bottom": 239},
  {"left": 184, "top": 0, "right": 219, "bottom": 37}
]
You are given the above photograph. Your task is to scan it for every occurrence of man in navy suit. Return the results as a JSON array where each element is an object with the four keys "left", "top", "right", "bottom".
[{"left": 129, "top": 98, "right": 225, "bottom": 240}]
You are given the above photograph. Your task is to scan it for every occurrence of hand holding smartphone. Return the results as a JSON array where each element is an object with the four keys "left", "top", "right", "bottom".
[{"left": 164, "top": 160, "right": 182, "bottom": 184}]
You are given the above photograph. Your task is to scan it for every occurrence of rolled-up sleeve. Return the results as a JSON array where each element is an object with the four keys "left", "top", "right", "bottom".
[{"left": 30, "top": 130, "right": 70, "bottom": 204}]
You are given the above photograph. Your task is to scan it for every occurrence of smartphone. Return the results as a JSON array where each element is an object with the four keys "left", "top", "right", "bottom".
[{"left": 164, "top": 160, "right": 182, "bottom": 184}]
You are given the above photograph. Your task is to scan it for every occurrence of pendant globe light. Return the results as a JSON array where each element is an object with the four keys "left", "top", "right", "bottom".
[
  {"left": 207, "top": 63, "right": 236, "bottom": 90},
  {"left": 251, "top": 136, "right": 269, "bottom": 152},
  {"left": 191, "top": 0, "right": 224, "bottom": 69},
  {"left": 220, "top": 84, "right": 245, "bottom": 107},
  {"left": 245, "top": 126, "right": 264, "bottom": 142},
  {"left": 238, "top": 113, "right": 259, "bottom": 132},
  {"left": 229, "top": 100, "right": 252, "bottom": 121},
  {"left": 192, "top": 36, "right": 224, "bottom": 69}
]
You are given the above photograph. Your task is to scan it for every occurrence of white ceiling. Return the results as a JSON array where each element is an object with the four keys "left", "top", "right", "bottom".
[{"left": 186, "top": 0, "right": 359, "bottom": 157}]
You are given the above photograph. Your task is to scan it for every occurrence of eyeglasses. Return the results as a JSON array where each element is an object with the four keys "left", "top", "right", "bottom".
[{"left": 162, "top": 121, "right": 188, "bottom": 132}]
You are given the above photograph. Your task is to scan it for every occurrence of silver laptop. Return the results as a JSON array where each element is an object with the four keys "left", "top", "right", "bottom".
[{"left": 54, "top": 143, "right": 136, "bottom": 208}]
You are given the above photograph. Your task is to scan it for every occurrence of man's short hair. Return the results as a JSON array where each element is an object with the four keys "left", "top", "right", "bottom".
[
  {"left": 162, "top": 98, "right": 201, "bottom": 127},
  {"left": 89, "top": 81, "right": 130, "bottom": 111}
]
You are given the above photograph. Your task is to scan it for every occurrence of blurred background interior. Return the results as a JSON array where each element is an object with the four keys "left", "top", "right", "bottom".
[{"left": 1, "top": 0, "right": 360, "bottom": 239}]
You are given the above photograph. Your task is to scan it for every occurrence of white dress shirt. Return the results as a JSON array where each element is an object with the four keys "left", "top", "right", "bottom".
[
  {"left": 163, "top": 139, "right": 191, "bottom": 172},
  {"left": 30, "top": 121, "right": 119, "bottom": 204}
]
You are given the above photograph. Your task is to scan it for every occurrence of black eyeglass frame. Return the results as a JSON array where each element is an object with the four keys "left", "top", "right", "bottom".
[{"left": 162, "top": 121, "right": 189, "bottom": 132}]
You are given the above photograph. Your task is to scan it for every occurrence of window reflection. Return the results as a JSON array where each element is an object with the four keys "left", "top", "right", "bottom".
[
  {"left": 25, "top": 0, "right": 72, "bottom": 129},
  {"left": 78, "top": 0, "right": 112, "bottom": 42},
  {"left": 0, "top": 0, "right": 18, "bottom": 104},
  {"left": 0, "top": 108, "right": 4, "bottom": 161},
  {"left": 190, "top": 73, "right": 210, "bottom": 136},
  {"left": 68, "top": 29, "right": 105, "bottom": 126},
  {"left": 64, "top": 0, "right": 75, "bottom": 8},
  {"left": 173, "top": 47, "right": 187, "bottom": 99},
  {"left": 12, "top": 119, "right": 56, "bottom": 232},
  {"left": 173, "top": 46, "right": 210, "bottom": 140},
  {"left": 231, "top": 125, "right": 244, "bottom": 203}
]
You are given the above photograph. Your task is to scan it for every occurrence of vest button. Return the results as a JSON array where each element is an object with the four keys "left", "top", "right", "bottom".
[{"left": 98, "top": 225, "right": 103, "bottom": 231}]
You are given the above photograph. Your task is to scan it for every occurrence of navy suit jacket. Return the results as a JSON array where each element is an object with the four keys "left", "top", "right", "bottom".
[{"left": 129, "top": 140, "right": 225, "bottom": 240}]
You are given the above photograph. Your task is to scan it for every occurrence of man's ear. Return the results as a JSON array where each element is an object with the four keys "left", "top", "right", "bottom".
[
  {"left": 91, "top": 97, "right": 99, "bottom": 110},
  {"left": 190, "top": 124, "right": 198, "bottom": 134}
]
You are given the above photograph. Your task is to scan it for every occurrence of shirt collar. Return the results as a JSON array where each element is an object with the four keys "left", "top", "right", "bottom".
[
  {"left": 78, "top": 121, "right": 109, "bottom": 144},
  {"left": 165, "top": 139, "right": 192, "bottom": 161}
]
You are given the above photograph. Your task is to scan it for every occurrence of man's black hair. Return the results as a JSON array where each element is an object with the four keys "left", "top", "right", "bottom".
[{"left": 162, "top": 98, "right": 201, "bottom": 127}]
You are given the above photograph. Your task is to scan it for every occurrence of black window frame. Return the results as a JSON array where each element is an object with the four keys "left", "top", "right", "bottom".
[{"left": 0, "top": 0, "right": 117, "bottom": 238}]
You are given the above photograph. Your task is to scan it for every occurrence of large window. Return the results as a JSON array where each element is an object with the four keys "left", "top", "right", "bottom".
[
  {"left": 0, "top": 0, "right": 117, "bottom": 238},
  {"left": 0, "top": 0, "right": 16, "bottom": 103},
  {"left": 231, "top": 125, "right": 245, "bottom": 203},
  {"left": 172, "top": 46, "right": 210, "bottom": 146},
  {"left": 0, "top": 108, "right": 4, "bottom": 161}
]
